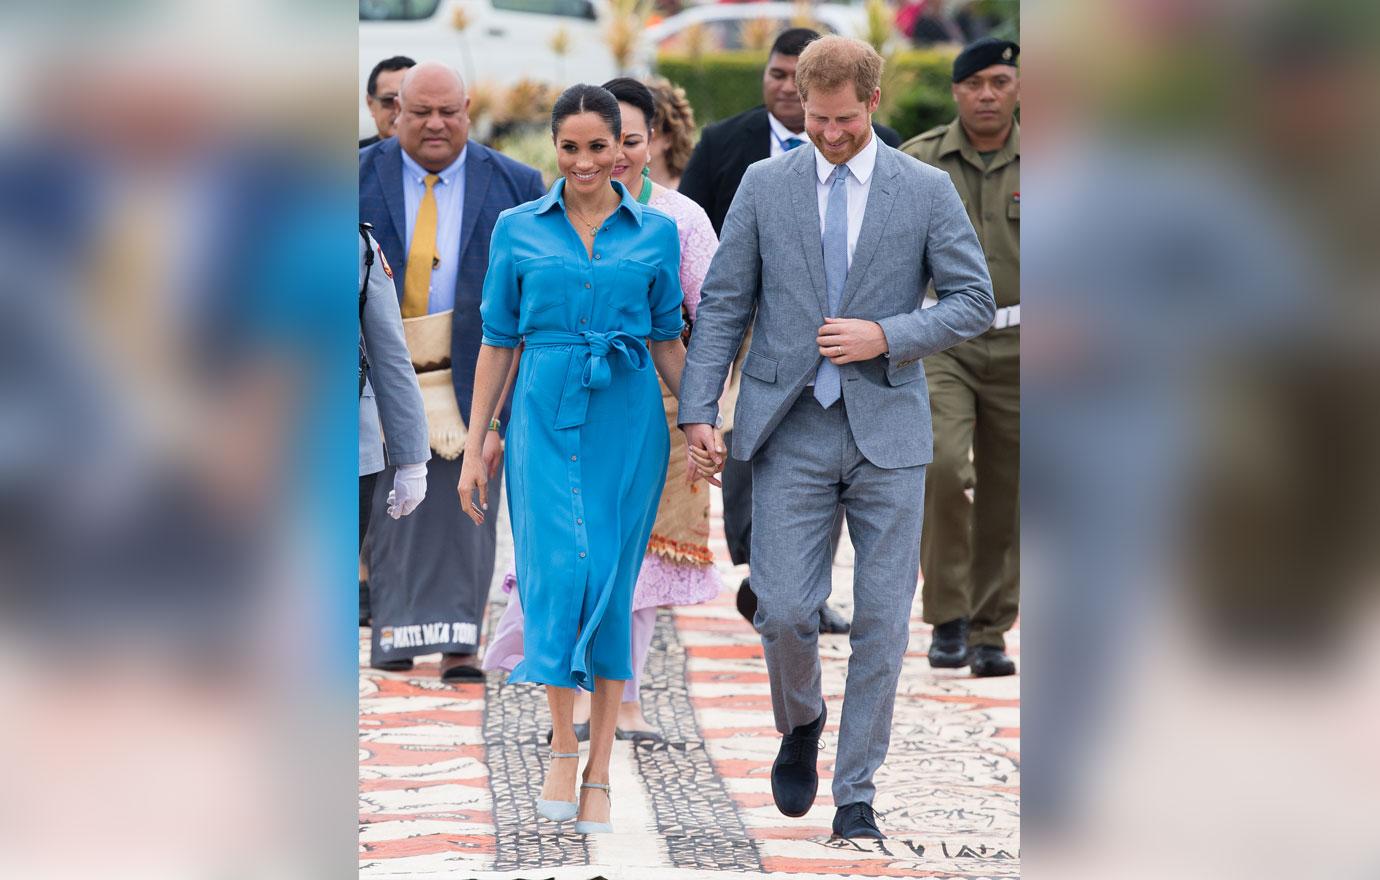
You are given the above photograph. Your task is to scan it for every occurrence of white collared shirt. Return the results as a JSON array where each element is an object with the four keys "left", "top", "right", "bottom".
[
  {"left": 814, "top": 130, "right": 877, "bottom": 268},
  {"left": 767, "top": 112, "right": 807, "bottom": 157}
]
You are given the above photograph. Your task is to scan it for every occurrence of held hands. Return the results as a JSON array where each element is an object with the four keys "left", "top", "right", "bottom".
[
  {"left": 682, "top": 423, "right": 726, "bottom": 487},
  {"left": 388, "top": 462, "right": 428, "bottom": 519},
  {"left": 817, "top": 318, "right": 888, "bottom": 364}
]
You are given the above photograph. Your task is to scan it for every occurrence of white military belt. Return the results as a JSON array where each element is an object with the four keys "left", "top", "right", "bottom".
[
  {"left": 992, "top": 304, "right": 1020, "bottom": 329},
  {"left": 921, "top": 298, "right": 1020, "bottom": 330}
]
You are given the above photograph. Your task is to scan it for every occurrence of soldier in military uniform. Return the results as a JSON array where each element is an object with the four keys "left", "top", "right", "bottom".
[
  {"left": 900, "top": 37, "right": 1020, "bottom": 677},
  {"left": 358, "top": 223, "right": 430, "bottom": 633}
]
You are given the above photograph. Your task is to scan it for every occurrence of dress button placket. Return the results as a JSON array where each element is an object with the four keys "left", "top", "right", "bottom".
[{"left": 568, "top": 432, "right": 588, "bottom": 576}]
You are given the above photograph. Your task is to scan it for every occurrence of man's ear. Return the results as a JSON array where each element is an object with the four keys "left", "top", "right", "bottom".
[{"left": 867, "top": 87, "right": 881, "bottom": 114}]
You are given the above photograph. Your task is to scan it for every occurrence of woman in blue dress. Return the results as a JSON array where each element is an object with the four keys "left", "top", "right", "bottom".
[{"left": 457, "top": 84, "right": 703, "bottom": 834}]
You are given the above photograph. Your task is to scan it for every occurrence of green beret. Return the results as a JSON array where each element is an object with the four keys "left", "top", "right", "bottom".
[{"left": 953, "top": 37, "right": 1019, "bottom": 83}]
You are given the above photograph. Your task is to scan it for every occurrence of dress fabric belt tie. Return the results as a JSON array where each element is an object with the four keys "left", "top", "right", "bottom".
[{"left": 524, "top": 330, "right": 650, "bottom": 428}]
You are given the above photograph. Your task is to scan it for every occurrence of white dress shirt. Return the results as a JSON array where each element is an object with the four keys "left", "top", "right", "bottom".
[
  {"left": 767, "top": 112, "right": 807, "bottom": 157},
  {"left": 401, "top": 145, "right": 467, "bottom": 314},
  {"left": 814, "top": 130, "right": 877, "bottom": 268}
]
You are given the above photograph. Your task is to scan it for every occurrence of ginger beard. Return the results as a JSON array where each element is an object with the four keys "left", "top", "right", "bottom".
[{"left": 803, "top": 83, "right": 880, "bottom": 166}]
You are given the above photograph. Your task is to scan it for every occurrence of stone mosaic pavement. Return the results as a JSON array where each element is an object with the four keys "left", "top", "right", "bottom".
[{"left": 360, "top": 489, "right": 1020, "bottom": 879}]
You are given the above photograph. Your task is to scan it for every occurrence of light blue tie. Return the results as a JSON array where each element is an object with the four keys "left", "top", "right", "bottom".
[
  {"left": 783, "top": 136, "right": 805, "bottom": 150},
  {"left": 814, "top": 163, "right": 850, "bottom": 408}
]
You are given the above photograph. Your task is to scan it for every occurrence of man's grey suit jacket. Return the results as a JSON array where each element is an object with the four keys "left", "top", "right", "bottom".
[{"left": 677, "top": 141, "right": 995, "bottom": 470}]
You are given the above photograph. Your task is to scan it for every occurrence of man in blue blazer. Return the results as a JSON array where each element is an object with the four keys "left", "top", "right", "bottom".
[{"left": 359, "top": 61, "right": 545, "bottom": 680}]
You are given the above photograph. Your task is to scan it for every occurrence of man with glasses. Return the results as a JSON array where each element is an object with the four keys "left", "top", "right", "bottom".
[{"left": 361, "top": 55, "right": 415, "bottom": 148}]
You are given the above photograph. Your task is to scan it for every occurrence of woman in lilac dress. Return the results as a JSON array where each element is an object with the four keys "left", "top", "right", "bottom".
[{"left": 484, "top": 78, "right": 723, "bottom": 740}]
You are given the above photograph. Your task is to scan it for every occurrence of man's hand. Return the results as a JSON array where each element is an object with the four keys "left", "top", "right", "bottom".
[
  {"left": 482, "top": 428, "right": 505, "bottom": 479},
  {"left": 817, "top": 317, "right": 888, "bottom": 364},
  {"left": 681, "top": 423, "right": 725, "bottom": 487},
  {"left": 388, "top": 462, "right": 428, "bottom": 519}
]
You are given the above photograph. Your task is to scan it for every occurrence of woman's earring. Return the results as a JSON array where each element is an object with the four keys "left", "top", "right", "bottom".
[{"left": 642, "top": 164, "right": 651, "bottom": 179}]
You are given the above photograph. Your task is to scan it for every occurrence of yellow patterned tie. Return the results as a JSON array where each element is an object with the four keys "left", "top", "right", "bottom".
[{"left": 402, "top": 173, "right": 440, "bottom": 318}]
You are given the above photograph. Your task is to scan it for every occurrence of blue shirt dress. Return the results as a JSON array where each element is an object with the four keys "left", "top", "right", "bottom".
[{"left": 481, "top": 179, "right": 684, "bottom": 691}]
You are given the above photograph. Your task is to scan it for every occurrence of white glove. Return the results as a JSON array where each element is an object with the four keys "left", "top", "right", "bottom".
[{"left": 387, "top": 462, "right": 428, "bottom": 519}]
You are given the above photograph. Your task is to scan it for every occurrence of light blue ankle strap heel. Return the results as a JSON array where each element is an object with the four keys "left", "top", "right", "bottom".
[
  {"left": 574, "top": 782, "right": 613, "bottom": 834},
  {"left": 535, "top": 752, "right": 579, "bottom": 822}
]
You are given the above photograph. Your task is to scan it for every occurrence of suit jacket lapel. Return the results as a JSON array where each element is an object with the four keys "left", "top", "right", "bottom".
[
  {"left": 377, "top": 143, "right": 407, "bottom": 262},
  {"left": 838, "top": 145, "right": 898, "bottom": 314},
  {"left": 458, "top": 143, "right": 492, "bottom": 269},
  {"left": 744, "top": 107, "right": 771, "bottom": 165},
  {"left": 789, "top": 148, "right": 829, "bottom": 319}
]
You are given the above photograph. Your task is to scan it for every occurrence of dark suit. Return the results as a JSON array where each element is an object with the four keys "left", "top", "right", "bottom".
[
  {"left": 359, "top": 137, "right": 545, "bottom": 427},
  {"left": 359, "top": 134, "right": 381, "bottom": 149},
  {"left": 679, "top": 105, "right": 901, "bottom": 236}
]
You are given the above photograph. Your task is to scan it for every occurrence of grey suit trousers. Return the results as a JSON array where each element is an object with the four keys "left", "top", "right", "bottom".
[{"left": 751, "top": 392, "right": 924, "bottom": 807}]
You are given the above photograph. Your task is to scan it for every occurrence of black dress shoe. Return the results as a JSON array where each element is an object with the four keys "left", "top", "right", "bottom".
[
  {"left": 927, "top": 617, "right": 970, "bottom": 668},
  {"left": 818, "top": 604, "right": 851, "bottom": 634},
  {"left": 771, "top": 703, "right": 826, "bottom": 817},
  {"left": 832, "top": 801, "right": 885, "bottom": 839},
  {"left": 969, "top": 644, "right": 1017, "bottom": 677},
  {"left": 370, "top": 658, "right": 413, "bottom": 672},
  {"left": 735, "top": 578, "right": 758, "bottom": 627}
]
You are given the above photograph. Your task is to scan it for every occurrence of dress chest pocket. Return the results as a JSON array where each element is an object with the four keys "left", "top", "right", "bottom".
[
  {"left": 612, "top": 258, "right": 657, "bottom": 313},
  {"left": 517, "top": 255, "right": 566, "bottom": 315}
]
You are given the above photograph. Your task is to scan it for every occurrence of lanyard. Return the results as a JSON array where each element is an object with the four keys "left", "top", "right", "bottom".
[{"left": 770, "top": 125, "right": 805, "bottom": 154}]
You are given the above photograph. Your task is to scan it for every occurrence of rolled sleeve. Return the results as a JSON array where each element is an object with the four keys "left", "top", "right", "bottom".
[{"left": 479, "top": 214, "right": 521, "bottom": 348}]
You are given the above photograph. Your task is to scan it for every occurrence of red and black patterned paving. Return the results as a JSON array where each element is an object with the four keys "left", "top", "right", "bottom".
[{"left": 360, "top": 491, "right": 1019, "bottom": 879}]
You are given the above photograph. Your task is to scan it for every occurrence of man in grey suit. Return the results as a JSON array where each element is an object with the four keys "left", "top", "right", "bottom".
[
  {"left": 359, "top": 225, "right": 429, "bottom": 636},
  {"left": 679, "top": 36, "right": 995, "bottom": 839}
]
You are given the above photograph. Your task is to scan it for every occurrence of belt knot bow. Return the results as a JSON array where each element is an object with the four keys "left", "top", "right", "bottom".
[{"left": 524, "top": 329, "right": 649, "bottom": 428}]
